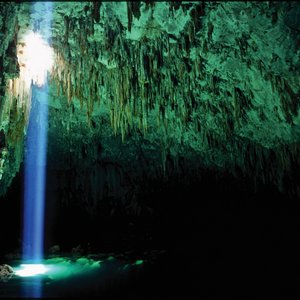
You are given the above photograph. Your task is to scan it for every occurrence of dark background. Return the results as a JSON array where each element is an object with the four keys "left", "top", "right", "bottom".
[{"left": 0, "top": 164, "right": 300, "bottom": 298}]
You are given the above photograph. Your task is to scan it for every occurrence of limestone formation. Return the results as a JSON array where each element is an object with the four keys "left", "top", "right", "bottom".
[{"left": 0, "top": 2, "right": 299, "bottom": 203}]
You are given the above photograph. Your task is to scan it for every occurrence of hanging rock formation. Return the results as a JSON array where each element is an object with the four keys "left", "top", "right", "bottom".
[
  {"left": 0, "top": 2, "right": 300, "bottom": 205},
  {"left": 0, "top": 3, "right": 25, "bottom": 195}
]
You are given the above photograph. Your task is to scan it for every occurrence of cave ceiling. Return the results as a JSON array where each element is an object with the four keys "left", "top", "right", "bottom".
[{"left": 0, "top": 1, "right": 300, "bottom": 199}]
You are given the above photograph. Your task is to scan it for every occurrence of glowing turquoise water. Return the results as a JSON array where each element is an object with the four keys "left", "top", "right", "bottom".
[
  {"left": 6, "top": 256, "right": 145, "bottom": 297},
  {"left": 15, "top": 257, "right": 102, "bottom": 279}
]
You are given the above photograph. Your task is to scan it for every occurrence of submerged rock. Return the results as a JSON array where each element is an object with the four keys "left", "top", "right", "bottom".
[
  {"left": 48, "top": 245, "right": 61, "bottom": 256},
  {"left": 71, "top": 244, "right": 84, "bottom": 256},
  {"left": 0, "top": 264, "right": 14, "bottom": 282}
]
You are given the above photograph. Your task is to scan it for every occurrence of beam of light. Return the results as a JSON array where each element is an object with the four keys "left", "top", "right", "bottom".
[
  {"left": 19, "top": 31, "right": 53, "bottom": 88},
  {"left": 23, "top": 84, "right": 49, "bottom": 263},
  {"left": 21, "top": 2, "right": 53, "bottom": 298},
  {"left": 12, "top": 257, "right": 142, "bottom": 297},
  {"left": 14, "top": 258, "right": 102, "bottom": 279},
  {"left": 15, "top": 264, "right": 48, "bottom": 277}
]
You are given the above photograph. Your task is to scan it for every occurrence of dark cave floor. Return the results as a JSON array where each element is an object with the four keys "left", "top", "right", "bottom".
[
  {"left": 0, "top": 246, "right": 299, "bottom": 299},
  {"left": 1, "top": 209, "right": 300, "bottom": 299},
  {"left": 0, "top": 169, "right": 300, "bottom": 298}
]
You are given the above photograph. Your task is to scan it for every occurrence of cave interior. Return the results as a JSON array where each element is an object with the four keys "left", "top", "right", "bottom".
[{"left": 0, "top": 1, "right": 300, "bottom": 298}]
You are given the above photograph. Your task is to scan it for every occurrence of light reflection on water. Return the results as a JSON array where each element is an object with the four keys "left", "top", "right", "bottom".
[{"left": 4, "top": 256, "right": 144, "bottom": 298}]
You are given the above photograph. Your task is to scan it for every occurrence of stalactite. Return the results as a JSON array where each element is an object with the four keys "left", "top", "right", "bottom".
[
  {"left": 64, "top": 16, "right": 69, "bottom": 45},
  {"left": 67, "top": 72, "right": 71, "bottom": 104},
  {"left": 127, "top": 2, "right": 133, "bottom": 33},
  {"left": 38, "top": 2, "right": 299, "bottom": 199}
]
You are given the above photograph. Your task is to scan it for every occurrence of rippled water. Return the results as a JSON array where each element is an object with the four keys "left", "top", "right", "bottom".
[{"left": 0, "top": 255, "right": 148, "bottom": 298}]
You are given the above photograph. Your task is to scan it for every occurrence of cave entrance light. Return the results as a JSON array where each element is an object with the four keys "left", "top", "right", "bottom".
[{"left": 18, "top": 31, "right": 54, "bottom": 88}]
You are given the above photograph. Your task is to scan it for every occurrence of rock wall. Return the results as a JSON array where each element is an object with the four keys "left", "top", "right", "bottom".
[
  {"left": 0, "top": 3, "right": 25, "bottom": 196},
  {"left": 48, "top": 1, "right": 300, "bottom": 200},
  {"left": 0, "top": 2, "right": 300, "bottom": 200}
]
